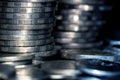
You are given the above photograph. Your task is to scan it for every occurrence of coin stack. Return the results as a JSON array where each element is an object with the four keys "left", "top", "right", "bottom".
[
  {"left": 54, "top": 0, "right": 113, "bottom": 51},
  {"left": 0, "top": 0, "right": 57, "bottom": 67}
]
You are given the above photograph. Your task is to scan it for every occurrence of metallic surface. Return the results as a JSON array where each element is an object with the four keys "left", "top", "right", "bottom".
[
  {"left": 0, "top": 54, "right": 33, "bottom": 61},
  {"left": 59, "top": 0, "right": 112, "bottom": 5},
  {"left": 0, "top": 34, "right": 51, "bottom": 40},
  {"left": 0, "top": 65, "right": 16, "bottom": 80},
  {"left": 0, "top": 24, "right": 54, "bottom": 30},
  {"left": 0, "top": 38, "right": 53, "bottom": 46},
  {"left": 0, "top": 12, "right": 55, "bottom": 19},
  {"left": 0, "top": 7, "right": 56, "bottom": 13},
  {"left": 0, "top": 44, "right": 54, "bottom": 53},
  {"left": 0, "top": 1, "right": 56, "bottom": 8},
  {"left": 61, "top": 49, "right": 116, "bottom": 62},
  {"left": 79, "top": 59, "right": 120, "bottom": 77},
  {"left": 0, "top": 18, "right": 55, "bottom": 24}
]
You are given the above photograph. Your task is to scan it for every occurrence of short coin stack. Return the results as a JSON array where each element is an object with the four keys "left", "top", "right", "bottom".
[
  {"left": 54, "top": 0, "right": 113, "bottom": 51},
  {"left": 0, "top": 0, "right": 57, "bottom": 67}
]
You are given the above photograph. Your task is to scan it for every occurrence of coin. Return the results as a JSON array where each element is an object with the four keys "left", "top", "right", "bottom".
[
  {"left": 34, "top": 49, "right": 56, "bottom": 57},
  {"left": 0, "top": 12, "right": 55, "bottom": 19},
  {"left": 0, "top": 18, "right": 55, "bottom": 24},
  {"left": 61, "top": 49, "right": 116, "bottom": 62},
  {"left": 0, "top": 34, "right": 51, "bottom": 40},
  {"left": 56, "top": 42, "right": 103, "bottom": 49},
  {"left": 59, "top": 0, "right": 112, "bottom": 5},
  {"left": 54, "top": 32, "right": 99, "bottom": 38},
  {"left": 0, "top": 29, "right": 52, "bottom": 35},
  {"left": 55, "top": 38, "right": 98, "bottom": 43},
  {"left": 0, "top": 54, "right": 34, "bottom": 61},
  {"left": 4, "top": 0, "right": 56, "bottom": 2},
  {"left": 41, "top": 60, "right": 81, "bottom": 76},
  {"left": 15, "top": 67, "right": 46, "bottom": 80},
  {"left": 79, "top": 59, "right": 120, "bottom": 77},
  {"left": 56, "top": 24, "right": 100, "bottom": 32},
  {"left": 58, "top": 3, "right": 112, "bottom": 11},
  {"left": 0, "top": 44, "right": 54, "bottom": 53},
  {"left": 0, "top": 1, "right": 56, "bottom": 8},
  {"left": 0, "top": 38, "right": 53, "bottom": 46},
  {"left": 0, "top": 24, "right": 54, "bottom": 30},
  {"left": 0, "top": 65, "right": 16, "bottom": 80},
  {"left": 56, "top": 20, "right": 106, "bottom": 26},
  {"left": 0, "top": 7, "right": 56, "bottom": 13}
]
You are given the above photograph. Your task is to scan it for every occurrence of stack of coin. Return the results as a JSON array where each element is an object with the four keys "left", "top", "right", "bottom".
[
  {"left": 0, "top": 0, "right": 57, "bottom": 64},
  {"left": 54, "top": 0, "right": 113, "bottom": 51}
]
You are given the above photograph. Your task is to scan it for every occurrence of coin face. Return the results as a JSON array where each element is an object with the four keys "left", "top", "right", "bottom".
[{"left": 79, "top": 59, "right": 120, "bottom": 77}]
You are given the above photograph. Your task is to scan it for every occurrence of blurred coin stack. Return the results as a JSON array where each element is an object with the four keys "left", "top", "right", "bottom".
[
  {"left": 0, "top": 0, "right": 57, "bottom": 67},
  {"left": 54, "top": 0, "right": 113, "bottom": 51}
]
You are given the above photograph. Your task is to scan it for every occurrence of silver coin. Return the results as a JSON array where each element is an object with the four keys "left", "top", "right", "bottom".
[
  {"left": 0, "top": 29, "right": 52, "bottom": 35},
  {"left": 79, "top": 59, "right": 120, "bottom": 77},
  {"left": 0, "top": 18, "right": 55, "bottom": 24},
  {"left": 59, "top": 9, "right": 108, "bottom": 16},
  {"left": 104, "top": 46, "right": 120, "bottom": 54},
  {"left": 0, "top": 38, "right": 53, "bottom": 46},
  {"left": 107, "top": 39, "right": 120, "bottom": 46},
  {"left": 56, "top": 24, "right": 100, "bottom": 32},
  {"left": 0, "top": 12, "right": 55, "bottom": 19},
  {"left": 61, "top": 50, "right": 116, "bottom": 62},
  {"left": 15, "top": 67, "right": 46, "bottom": 80},
  {"left": 56, "top": 42, "right": 103, "bottom": 49},
  {"left": 59, "top": 0, "right": 111, "bottom": 5},
  {"left": 55, "top": 38, "right": 98, "bottom": 43},
  {"left": 57, "top": 20, "right": 106, "bottom": 26},
  {"left": 0, "top": 1, "right": 56, "bottom": 8},
  {"left": 0, "top": 65, "right": 16, "bottom": 80},
  {"left": 54, "top": 32, "right": 99, "bottom": 38},
  {"left": 0, "top": 7, "right": 56, "bottom": 13},
  {"left": 41, "top": 60, "right": 81, "bottom": 76},
  {"left": 0, "top": 54, "right": 34, "bottom": 61},
  {"left": 0, "top": 61, "right": 33, "bottom": 69},
  {"left": 77, "top": 76, "right": 101, "bottom": 80},
  {"left": 57, "top": 18, "right": 106, "bottom": 25},
  {"left": 59, "top": 4, "right": 112, "bottom": 11},
  {"left": 34, "top": 49, "right": 56, "bottom": 57},
  {"left": 57, "top": 14, "right": 104, "bottom": 21},
  {"left": 0, "top": 44, "right": 54, "bottom": 53},
  {"left": 0, "top": 34, "right": 51, "bottom": 40},
  {"left": 4, "top": 0, "right": 56, "bottom": 2},
  {"left": 0, "top": 24, "right": 54, "bottom": 30}
]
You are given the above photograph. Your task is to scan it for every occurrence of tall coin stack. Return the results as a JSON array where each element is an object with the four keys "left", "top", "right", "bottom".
[
  {"left": 0, "top": 0, "right": 57, "bottom": 68},
  {"left": 54, "top": 0, "right": 113, "bottom": 51}
]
